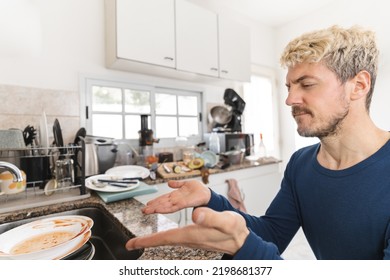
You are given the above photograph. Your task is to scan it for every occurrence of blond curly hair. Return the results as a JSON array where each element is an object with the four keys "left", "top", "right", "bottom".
[{"left": 280, "top": 25, "right": 379, "bottom": 111}]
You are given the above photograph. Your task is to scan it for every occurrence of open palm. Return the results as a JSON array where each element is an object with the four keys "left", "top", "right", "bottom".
[{"left": 142, "top": 180, "right": 211, "bottom": 214}]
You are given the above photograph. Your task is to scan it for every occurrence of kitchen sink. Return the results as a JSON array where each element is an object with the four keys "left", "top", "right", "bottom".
[{"left": 0, "top": 207, "right": 143, "bottom": 260}]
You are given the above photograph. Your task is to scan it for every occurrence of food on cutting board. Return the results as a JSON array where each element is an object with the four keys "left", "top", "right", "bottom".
[
  {"left": 172, "top": 164, "right": 182, "bottom": 174},
  {"left": 163, "top": 164, "right": 172, "bottom": 173},
  {"left": 188, "top": 158, "right": 204, "bottom": 170}
]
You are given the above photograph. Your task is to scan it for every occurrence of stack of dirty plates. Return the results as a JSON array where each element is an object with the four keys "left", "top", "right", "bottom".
[{"left": 0, "top": 215, "right": 93, "bottom": 260}]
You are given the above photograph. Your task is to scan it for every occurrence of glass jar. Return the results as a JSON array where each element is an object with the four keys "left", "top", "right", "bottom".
[{"left": 209, "top": 132, "right": 220, "bottom": 154}]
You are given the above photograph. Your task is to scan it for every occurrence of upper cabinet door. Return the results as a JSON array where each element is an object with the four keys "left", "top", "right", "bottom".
[
  {"left": 175, "top": 0, "right": 219, "bottom": 77},
  {"left": 218, "top": 16, "right": 251, "bottom": 82},
  {"left": 116, "top": 0, "right": 175, "bottom": 68}
]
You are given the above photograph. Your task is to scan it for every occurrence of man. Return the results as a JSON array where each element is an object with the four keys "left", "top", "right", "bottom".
[{"left": 126, "top": 26, "right": 390, "bottom": 259}]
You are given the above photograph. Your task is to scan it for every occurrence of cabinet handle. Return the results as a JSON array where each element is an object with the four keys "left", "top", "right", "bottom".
[
  {"left": 164, "top": 57, "right": 174, "bottom": 61},
  {"left": 210, "top": 67, "right": 218, "bottom": 71},
  {"left": 221, "top": 70, "right": 229, "bottom": 74}
]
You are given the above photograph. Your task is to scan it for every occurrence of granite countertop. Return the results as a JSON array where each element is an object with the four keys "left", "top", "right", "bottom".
[{"left": 0, "top": 157, "right": 280, "bottom": 260}]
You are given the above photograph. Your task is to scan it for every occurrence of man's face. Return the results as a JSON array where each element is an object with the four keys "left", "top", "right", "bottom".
[{"left": 285, "top": 62, "right": 350, "bottom": 139}]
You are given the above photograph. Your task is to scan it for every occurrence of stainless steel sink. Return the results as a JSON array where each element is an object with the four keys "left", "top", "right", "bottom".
[{"left": 0, "top": 207, "right": 143, "bottom": 260}]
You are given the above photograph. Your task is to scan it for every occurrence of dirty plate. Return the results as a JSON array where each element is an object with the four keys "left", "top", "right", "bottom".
[
  {"left": 105, "top": 165, "right": 150, "bottom": 179},
  {"left": 0, "top": 215, "right": 93, "bottom": 260},
  {"left": 85, "top": 174, "right": 140, "bottom": 193}
]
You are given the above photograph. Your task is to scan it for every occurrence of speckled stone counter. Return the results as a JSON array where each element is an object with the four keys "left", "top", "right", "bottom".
[{"left": 0, "top": 157, "right": 280, "bottom": 260}]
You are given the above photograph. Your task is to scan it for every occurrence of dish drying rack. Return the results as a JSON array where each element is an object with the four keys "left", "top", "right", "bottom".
[{"left": 0, "top": 142, "right": 90, "bottom": 214}]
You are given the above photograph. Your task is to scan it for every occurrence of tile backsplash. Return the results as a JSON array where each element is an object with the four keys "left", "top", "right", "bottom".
[{"left": 0, "top": 84, "right": 81, "bottom": 145}]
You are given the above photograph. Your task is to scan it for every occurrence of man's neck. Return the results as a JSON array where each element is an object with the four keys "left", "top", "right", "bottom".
[{"left": 317, "top": 120, "right": 389, "bottom": 170}]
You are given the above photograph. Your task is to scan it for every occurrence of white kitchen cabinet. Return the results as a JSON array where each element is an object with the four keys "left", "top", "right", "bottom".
[
  {"left": 218, "top": 16, "right": 251, "bottom": 82},
  {"left": 105, "top": 0, "right": 251, "bottom": 83},
  {"left": 105, "top": 0, "right": 176, "bottom": 69},
  {"left": 204, "top": 163, "right": 282, "bottom": 217},
  {"left": 175, "top": 0, "right": 219, "bottom": 78}
]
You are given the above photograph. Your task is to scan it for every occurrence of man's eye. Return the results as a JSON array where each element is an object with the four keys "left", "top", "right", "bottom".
[{"left": 302, "top": 84, "right": 314, "bottom": 88}]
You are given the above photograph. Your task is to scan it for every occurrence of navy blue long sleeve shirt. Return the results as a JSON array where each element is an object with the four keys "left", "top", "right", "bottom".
[{"left": 208, "top": 142, "right": 390, "bottom": 260}]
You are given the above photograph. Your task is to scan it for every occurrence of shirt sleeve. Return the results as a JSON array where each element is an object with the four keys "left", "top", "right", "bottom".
[{"left": 233, "top": 229, "right": 283, "bottom": 260}]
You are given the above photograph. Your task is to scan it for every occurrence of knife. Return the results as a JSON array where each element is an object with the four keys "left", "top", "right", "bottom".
[
  {"left": 108, "top": 182, "right": 138, "bottom": 188},
  {"left": 122, "top": 177, "right": 143, "bottom": 180},
  {"left": 98, "top": 179, "right": 139, "bottom": 184},
  {"left": 98, "top": 178, "right": 141, "bottom": 183}
]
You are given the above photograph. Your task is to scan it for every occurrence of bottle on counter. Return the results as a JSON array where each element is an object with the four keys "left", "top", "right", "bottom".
[
  {"left": 209, "top": 132, "right": 220, "bottom": 154},
  {"left": 258, "top": 133, "right": 267, "bottom": 158}
]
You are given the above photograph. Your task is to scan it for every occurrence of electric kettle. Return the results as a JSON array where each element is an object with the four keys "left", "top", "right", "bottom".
[{"left": 83, "top": 138, "right": 99, "bottom": 176}]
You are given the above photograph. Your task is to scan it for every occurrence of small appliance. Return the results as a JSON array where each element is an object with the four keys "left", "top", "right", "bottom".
[
  {"left": 209, "top": 88, "right": 246, "bottom": 133},
  {"left": 204, "top": 132, "right": 254, "bottom": 156},
  {"left": 138, "top": 115, "right": 159, "bottom": 157}
]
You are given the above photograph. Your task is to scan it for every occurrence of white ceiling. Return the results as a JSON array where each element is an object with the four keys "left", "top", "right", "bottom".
[{"left": 190, "top": 0, "right": 338, "bottom": 27}]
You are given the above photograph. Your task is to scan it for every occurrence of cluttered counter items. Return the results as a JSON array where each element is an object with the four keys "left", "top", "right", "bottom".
[{"left": 144, "top": 156, "right": 281, "bottom": 184}]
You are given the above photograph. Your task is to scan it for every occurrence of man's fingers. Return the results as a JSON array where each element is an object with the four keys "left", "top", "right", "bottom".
[
  {"left": 192, "top": 207, "right": 241, "bottom": 233},
  {"left": 125, "top": 226, "right": 197, "bottom": 250},
  {"left": 167, "top": 180, "right": 186, "bottom": 189}
]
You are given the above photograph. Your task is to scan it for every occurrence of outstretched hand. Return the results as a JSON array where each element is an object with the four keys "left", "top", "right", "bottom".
[
  {"left": 126, "top": 207, "right": 250, "bottom": 256},
  {"left": 142, "top": 180, "right": 211, "bottom": 215}
]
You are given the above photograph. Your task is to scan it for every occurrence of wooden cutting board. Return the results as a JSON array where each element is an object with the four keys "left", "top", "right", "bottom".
[{"left": 157, "top": 162, "right": 217, "bottom": 179}]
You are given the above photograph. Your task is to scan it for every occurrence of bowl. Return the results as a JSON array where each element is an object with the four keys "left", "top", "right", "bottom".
[{"left": 223, "top": 150, "right": 244, "bottom": 165}]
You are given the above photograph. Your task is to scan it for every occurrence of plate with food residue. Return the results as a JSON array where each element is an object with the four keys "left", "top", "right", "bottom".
[{"left": 0, "top": 215, "right": 93, "bottom": 260}]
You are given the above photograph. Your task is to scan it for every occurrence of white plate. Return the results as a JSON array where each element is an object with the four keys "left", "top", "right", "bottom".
[
  {"left": 39, "top": 111, "right": 49, "bottom": 155},
  {"left": 0, "top": 230, "right": 91, "bottom": 260},
  {"left": 105, "top": 165, "right": 150, "bottom": 179},
  {"left": 85, "top": 174, "right": 140, "bottom": 193},
  {"left": 0, "top": 215, "right": 93, "bottom": 260},
  {"left": 201, "top": 151, "right": 218, "bottom": 167},
  {"left": 44, "top": 179, "right": 57, "bottom": 196}
]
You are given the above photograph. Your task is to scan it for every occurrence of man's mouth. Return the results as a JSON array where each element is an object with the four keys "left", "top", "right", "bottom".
[{"left": 292, "top": 107, "right": 312, "bottom": 118}]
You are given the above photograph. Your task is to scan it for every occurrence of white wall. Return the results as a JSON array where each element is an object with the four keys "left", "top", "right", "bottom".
[
  {"left": 0, "top": 0, "right": 103, "bottom": 91},
  {"left": 274, "top": 0, "right": 390, "bottom": 165}
]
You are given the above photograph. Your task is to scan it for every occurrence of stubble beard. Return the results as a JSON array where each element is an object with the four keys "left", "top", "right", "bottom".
[{"left": 294, "top": 104, "right": 350, "bottom": 139}]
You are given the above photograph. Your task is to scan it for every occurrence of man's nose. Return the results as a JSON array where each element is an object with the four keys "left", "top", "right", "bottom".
[{"left": 285, "top": 87, "right": 302, "bottom": 106}]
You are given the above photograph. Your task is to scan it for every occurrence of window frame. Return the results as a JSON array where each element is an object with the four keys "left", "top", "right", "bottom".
[{"left": 81, "top": 77, "right": 203, "bottom": 142}]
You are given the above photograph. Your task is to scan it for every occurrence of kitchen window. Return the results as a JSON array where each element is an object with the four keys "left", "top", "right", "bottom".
[
  {"left": 82, "top": 78, "right": 202, "bottom": 140},
  {"left": 243, "top": 66, "right": 280, "bottom": 158}
]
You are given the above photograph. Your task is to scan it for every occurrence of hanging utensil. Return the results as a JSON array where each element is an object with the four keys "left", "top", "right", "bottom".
[{"left": 22, "top": 125, "right": 37, "bottom": 147}]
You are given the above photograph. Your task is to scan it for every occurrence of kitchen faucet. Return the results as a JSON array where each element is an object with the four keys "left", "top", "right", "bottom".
[{"left": 0, "top": 161, "right": 23, "bottom": 182}]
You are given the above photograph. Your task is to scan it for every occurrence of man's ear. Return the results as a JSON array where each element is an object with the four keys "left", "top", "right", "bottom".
[{"left": 350, "top": 70, "right": 371, "bottom": 101}]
